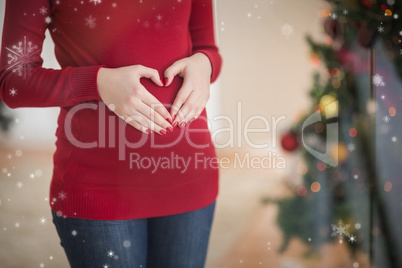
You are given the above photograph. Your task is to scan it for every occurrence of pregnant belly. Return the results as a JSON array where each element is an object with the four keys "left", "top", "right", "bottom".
[{"left": 56, "top": 77, "right": 217, "bottom": 187}]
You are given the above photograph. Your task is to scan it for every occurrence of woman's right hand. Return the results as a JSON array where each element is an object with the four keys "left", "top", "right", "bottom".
[{"left": 97, "top": 65, "right": 173, "bottom": 135}]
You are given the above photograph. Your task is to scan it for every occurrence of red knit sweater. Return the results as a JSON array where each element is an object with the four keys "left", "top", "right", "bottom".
[{"left": 0, "top": 0, "right": 222, "bottom": 220}]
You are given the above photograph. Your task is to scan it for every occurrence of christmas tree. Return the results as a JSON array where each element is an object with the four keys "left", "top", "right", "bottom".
[{"left": 264, "top": 0, "right": 402, "bottom": 266}]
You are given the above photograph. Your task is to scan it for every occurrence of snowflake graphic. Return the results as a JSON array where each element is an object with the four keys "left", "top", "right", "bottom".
[
  {"left": 103, "top": 265, "right": 109, "bottom": 268},
  {"left": 372, "top": 74, "right": 385, "bottom": 87},
  {"left": 39, "top": 7, "right": 48, "bottom": 15},
  {"left": 281, "top": 24, "right": 294, "bottom": 39},
  {"left": 45, "top": 16, "right": 52, "bottom": 24},
  {"left": 156, "top": 14, "right": 163, "bottom": 21},
  {"left": 342, "top": 9, "right": 348, "bottom": 15},
  {"left": 349, "top": 235, "right": 356, "bottom": 243},
  {"left": 40, "top": 217, "right": 47, "bottom": 224},
  {"left": 388, "top": 0, "right": 395, "bottom": 5},
  {"left": 16, "top": 181, "right": 24, "bottom": 188},
  {"left": 58, "top": 191, "right": 67, "bottom": 200},
  {"left": 5, "top": 36, "right": 41, "bottom": 79},
  {"left": 9, "top": 88, "right": 17, "bottom": 96},
  {"left": 331, "top": 220, "right": 351, "bottom": 244},
  {"left": 123, "top": 240, "right": 131, "bottom": 248},
  {"left": 85, "top": 15, "right": 97, "bottom": 29},
  {"left": 107, "top": 250, "right": 115, "bottom": 257},
  {"left": 378, "top": 26, "right": 384, "bottom": 33},
  {"left": 383, "top": 115, "right": 391, "bottom": 123},
  {"left": 90, "top": 0, "right": 102, "bottom": 5},
  {"left": 331, "top": 13, "right": 338, "bottom": 20},
  {"left": 347, "top": 143, "right": 355, "bottom": 152}
]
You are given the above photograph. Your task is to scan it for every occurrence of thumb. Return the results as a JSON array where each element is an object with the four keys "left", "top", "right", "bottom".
[{"left": 163, "top": 60, "right": 185, "bottom": 87}]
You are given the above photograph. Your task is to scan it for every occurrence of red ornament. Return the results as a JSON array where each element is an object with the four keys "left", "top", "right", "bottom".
[
  {"left": 281, "top": 132, "right": 299, "bottom": 152},
  {"left": 362, "top": 0, "right": 373, "bottom": 8}
]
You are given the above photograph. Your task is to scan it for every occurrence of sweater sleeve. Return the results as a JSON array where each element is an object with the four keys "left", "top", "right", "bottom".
[
  {"left": 0, "top": 0, "right": 103, "bottom": 109},
  {"left": 189, "top": 0, "right": 222, "bottom": 84}
]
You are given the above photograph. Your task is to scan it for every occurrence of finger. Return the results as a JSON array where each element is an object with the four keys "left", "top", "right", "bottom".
[
  {"left": 170, "top": 80, "right": 192, "bottom": 122},
  {"left": 137, "top": 66, "right": 164, "bottom": 87},
  {"left": 125, "top": 112, "right": 168, "bottom": 135},
  {"left": 135, "top": 102, "right": 172, "bottom": 134},
  {"left": 163, "top": 60, "right": 185, "bottom": 87},
  {"left": 175, "top": 91, "right": 203, "bottom": 128},
  {"left": 141, "top": 86, "right": 173, "bottom": 123},
  {"left": 123, "top": 114, "right": 151, "bottom": 134}
]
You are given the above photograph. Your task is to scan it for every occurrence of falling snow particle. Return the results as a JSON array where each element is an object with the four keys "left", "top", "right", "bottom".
[
  {"left": 123, "top": 240, "right": 131, "bottom": 248},
  {"left": 40, "top": 263, "right": 45, "bottom": 268},
  {"left": 45, "top": 16, "right": 52, "bottom": 24},
  {"left": 281, "top": 24, "right": 294, "bottom": 39},
  {"left": 387, "top": 0, "right": 395, "bottom": 5},
  {"left": 15, "top": 222, "right": 20, "bottom": 228},
  {"left": 349, "top": 235, "right": 356, "bottom": 243},
  {"left": 347, "top": 143, "right": 355, "bottom": 152},
  {"left": 40, "top": 217, "right": 47, "bottom": 224},
  {"left": 9, "top": 88, "right": 17, "bottom": 96},
  {"left": 39, "top": 7, "right": 48, "bottom": 15},
  {"left": 85, "top": 15, "right": 97, "bottom": 29},
  {"left": 16, "top": 181, "right": 24, "bottom": 188},
  {"left": 35, "top": 169, "right": 42, "bottom": 177},
  {"left": 331, "top": 220, "right": 351, "bottom": 244},
  {"left": 90, "top": 0, "right": 102, "bottom": 5},
  {"left": 58, "top": 191, "right": 67, "bottom": 200},
  {"left": 72, "top": 230, "right": 77, "bottom": 236},
  {"left": 392, "top": 136, "right": 397, "bottom": 142},
  {"left": 331, "top": 13, "right": 338, "bottom": 20},
  {"left": 107, "top": 250, "right": 115, "bottom": 257},
  {"left": 355, "top": 223, "right": 361, "bottom": 229},
  {"left": 383, "top": 115, "right": 391, "bottom": 123},
  {"left": 372, "top": 74, "right": 385, "bottom": 87},
  {"left": 353, "top": 262, "right": 360, "bottom": 268}
]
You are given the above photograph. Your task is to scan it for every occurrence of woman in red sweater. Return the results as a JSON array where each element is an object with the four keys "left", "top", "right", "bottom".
[{"left": 0, "top": 0, "right": 222, "bottom": 267}]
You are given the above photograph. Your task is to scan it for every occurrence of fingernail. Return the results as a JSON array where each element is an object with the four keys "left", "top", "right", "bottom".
[
  {"left": 167, "top": 126, "right": 173, "bottom": 132},
  {"left": 179, "top": 122, "right": 186, "bottom": 128},
  {"left": 146, "top": 128, "right": 152, "bottom": 134},
  {"left": 160, "top": 129, "right": 167, "bottom": 135},
  {"left": 172, "top": 121, "right": 178, "bottom": 128},
  {"left": 166, "top": 117, "right": 172, "bottom": 124},
  {"left": 164, "top": 77, "right": 169, "bottom": 86},
  {"left": 190, "top": 117, "right": 195, "bottom": 123},
  {"left": 160, "top": 78, "right": 165, "bottom": 86},
  {"left": 172, "top": 114, "right": 177, "bottom": 121}
]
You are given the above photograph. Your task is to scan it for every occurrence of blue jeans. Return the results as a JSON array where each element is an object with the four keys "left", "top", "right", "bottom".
[{"left": 51, "top": 201, "right": 216, "bottom": 268}]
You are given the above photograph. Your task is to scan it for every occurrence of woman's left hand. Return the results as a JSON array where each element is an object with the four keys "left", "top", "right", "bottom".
[{"left": 163, "top": 52, "right": 212, "bottom": 128}]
